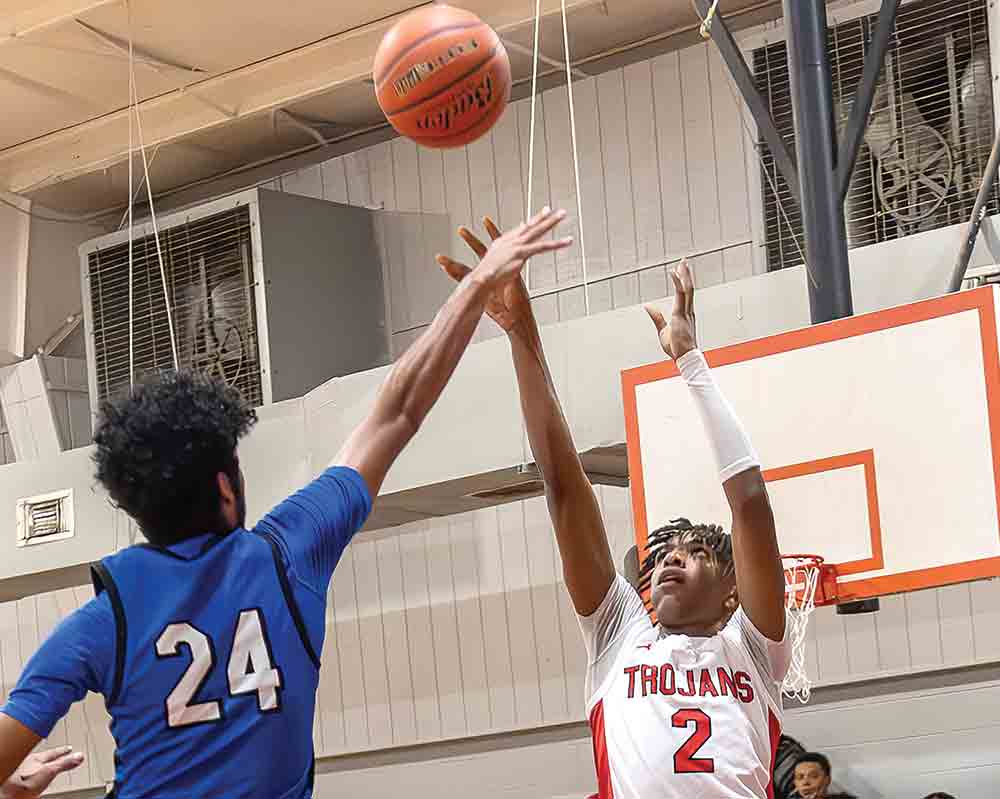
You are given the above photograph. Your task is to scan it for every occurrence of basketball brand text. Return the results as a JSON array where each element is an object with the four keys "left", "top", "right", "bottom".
[
  {"left": 393, "top": 39, "right": 481, "bottom": 97},
  {"left": 415, "top": 71, "right": 495, "bottom": 133},
  {"left": 623, "top": 664, "right": 756, "bottom": 703}
]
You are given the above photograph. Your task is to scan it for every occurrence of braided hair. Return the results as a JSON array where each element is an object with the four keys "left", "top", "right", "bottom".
[{"left": 637, "top": 517, "right": 734, "bottom": 595}]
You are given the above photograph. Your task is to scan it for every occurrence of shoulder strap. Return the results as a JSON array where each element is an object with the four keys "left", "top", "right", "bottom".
[
  {"left": 91, "top": 562, "right": 127, "bottom": 707},
  {"left": 262, "top": 534, "right": 321, "bottom": 670}
]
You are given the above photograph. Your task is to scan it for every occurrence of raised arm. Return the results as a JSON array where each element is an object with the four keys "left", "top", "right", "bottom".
[
  {"left": 437, "top": 218, "right": 614, "bottom": 616},
  {"left": 335, "top": 208, "right": 572, "bottom": 499},
  {"left": 645, "top": 262, "right": 785, "bottom": 640}
]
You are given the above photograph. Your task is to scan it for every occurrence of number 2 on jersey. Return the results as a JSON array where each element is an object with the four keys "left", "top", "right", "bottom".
[
  {"left": 672, "top": 709, "right": 714, "bottom": 773},
  {"left": 155, "top": 609, "right": 282, "bottom": 728}
]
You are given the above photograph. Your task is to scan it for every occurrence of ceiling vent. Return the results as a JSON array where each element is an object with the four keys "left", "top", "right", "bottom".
[{"left": 16, "top": 489, "right": 74, "bottom": 547}]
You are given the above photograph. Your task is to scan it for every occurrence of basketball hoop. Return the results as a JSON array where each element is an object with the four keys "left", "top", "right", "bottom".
[{"left": 780, "top": 554, "right": 836, "bottom": 704}]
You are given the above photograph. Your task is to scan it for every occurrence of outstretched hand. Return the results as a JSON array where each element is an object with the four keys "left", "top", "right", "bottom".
[
  {"left": 645, "top": 259, "right": 697, "bottom": 361},
  {"left": 436, "top": 211, "right": 565, "bottom": 333},
  {"left": 0, "top": 747, "right": 85, "bottom": 799}
]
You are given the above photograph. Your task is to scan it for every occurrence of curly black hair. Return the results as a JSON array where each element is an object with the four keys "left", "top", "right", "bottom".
[
  {"left": 93, "top": 369, "right": 257, "bottom": 546},
  {"left": 637, "top": 517, "right": 734, "bottom": 593}
]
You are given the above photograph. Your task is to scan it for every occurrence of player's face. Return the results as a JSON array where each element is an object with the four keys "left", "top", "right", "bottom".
[
  {"left": 793, "top": 762, "right": 830, "bottom": 799},
  {"left": 649, "top": 542, "right": 734, "bottom": 632}
]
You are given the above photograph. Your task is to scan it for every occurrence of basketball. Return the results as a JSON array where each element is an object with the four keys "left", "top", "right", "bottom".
[{"left": 373, "top": 5, "right": 511, "bottom": 149}]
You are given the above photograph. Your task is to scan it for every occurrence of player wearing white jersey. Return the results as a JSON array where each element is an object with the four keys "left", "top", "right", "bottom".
[{"left": 439, "top": 222, "right": 788, "bottom": 799}]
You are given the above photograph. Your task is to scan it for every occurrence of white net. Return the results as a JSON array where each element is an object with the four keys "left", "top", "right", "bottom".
[{"left": 781, "top": 555, "right": 823, "bottom": 704}]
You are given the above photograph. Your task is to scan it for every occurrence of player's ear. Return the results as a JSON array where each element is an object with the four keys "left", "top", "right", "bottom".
[
  {"left": 724, "top": 585, "right": 738, "bottom": 613},
  {"left": 217, "top": 471, "right": 239, "bottom": 522},
  {"left": 217, "top": 471, "right": 236, "bottom": 502}
]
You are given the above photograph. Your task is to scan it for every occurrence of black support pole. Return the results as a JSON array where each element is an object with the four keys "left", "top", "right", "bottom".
[
  {"left": 837, "top": 0, "right": 901, "bottom": 202},
  {"left": 948, "top": 125, "right": 1000, "bottom": 293},
  {"left": 783, "top": 0, "right": 854, "bottom": 322},
  {"left": 692, "top": 0, "right": 801, "bottom": 206}
]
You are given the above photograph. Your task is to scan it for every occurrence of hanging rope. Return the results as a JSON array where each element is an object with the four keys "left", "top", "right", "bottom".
[
  {"left": 559, "top": 0, "right": 590, "bottom": 314},
  {"left": 127, "top": 2, "right": 135, "bottom": 390},
  {"left": 525, "top": 0, "right": 542, "bottom": 291},
  {"left": 524, "top": 0, "right": 590, "bottom": 314},
  {"left": 127, "top": 5, "right": 179, "bottom": 371}
]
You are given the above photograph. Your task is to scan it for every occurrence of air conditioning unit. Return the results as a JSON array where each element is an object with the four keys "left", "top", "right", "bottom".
[
  {"left": 750, "top": 0, "right": 997, "bottom": 271},
  {"left": 79, "top": 188, "right": 390, "bottom": 414}
]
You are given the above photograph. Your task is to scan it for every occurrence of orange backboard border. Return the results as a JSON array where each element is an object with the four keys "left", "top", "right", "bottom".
[{"left": 622, "top": 286, "right": 1000, "bottom": 602}]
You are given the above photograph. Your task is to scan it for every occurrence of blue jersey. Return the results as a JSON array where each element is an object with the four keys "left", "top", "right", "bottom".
[{"left": 1, "top": 466, "right": 371, "bottom": 799}]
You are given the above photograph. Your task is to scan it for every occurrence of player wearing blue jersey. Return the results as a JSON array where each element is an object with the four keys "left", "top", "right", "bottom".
[{"left": 0, "top": 209, "right": 572, "bottom": 799}]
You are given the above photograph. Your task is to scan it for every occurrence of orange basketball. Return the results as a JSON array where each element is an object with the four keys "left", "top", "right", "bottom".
[{"left": 373, "top": 5, "right": 511, "bottom": 149}]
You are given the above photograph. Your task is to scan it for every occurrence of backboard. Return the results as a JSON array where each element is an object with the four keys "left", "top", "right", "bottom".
[{"left": 622, "top": 286, "right": 1000, "bottom": 604}]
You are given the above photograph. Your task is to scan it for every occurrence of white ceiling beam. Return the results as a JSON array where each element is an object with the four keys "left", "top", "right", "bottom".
[
  {"left": 501, "top": 39, "right": 591, "bottom": 81},
  {"left": 74, "top": 20, "right": 204, "bottom": 74},
  {"left": 0, "top": 64, "right": 96, "bottom": 109},
  {"left": 0, "top": 0, "right": 121, "bottom": 42},
  {"left": 0, "top": 0, "right": 605, "bottom": 193}
]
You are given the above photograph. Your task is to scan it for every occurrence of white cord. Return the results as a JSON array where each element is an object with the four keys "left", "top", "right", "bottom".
[
  {"left": 127, "top": 3, "right": 135, "bottom": 391},
  {"left": 559, "top": 0, "right": 590, "bottom": 315},
  {"left": 128, "top": 17, "right": 179, "bottom": 370},
  {"left": 525, "top": 0, "right": 542, "bottom": 291}
]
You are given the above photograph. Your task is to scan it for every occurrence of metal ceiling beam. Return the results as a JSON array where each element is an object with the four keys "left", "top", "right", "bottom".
[
  {"left": 0, "top": 0, "right": 605, "bottom": 194},
  {"left": 692, "top": 0, "right": 800, "bottom": 206},
  {"left": 836, "top": 0, "right": 900, "bottom": 203},
  {"left": 949, "top": 126, "right": 1000, "bottom": 293}
]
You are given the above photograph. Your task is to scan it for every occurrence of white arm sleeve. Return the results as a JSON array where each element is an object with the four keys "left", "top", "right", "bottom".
[
  {"left": 677, "top": 349, "right": 760, "bottom": 482},
  {"left": 577, "top": 574, "right": 652, "bottom": 701}
]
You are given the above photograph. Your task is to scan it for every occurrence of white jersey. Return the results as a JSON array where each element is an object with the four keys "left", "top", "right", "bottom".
[{"left": 579, "top": 574, "right": 792, "bottom": 799}]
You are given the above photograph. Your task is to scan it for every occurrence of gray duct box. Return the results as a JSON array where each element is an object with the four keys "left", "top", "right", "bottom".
[{"left": 80, "top": 187, "right": 389, "bottom": 411}]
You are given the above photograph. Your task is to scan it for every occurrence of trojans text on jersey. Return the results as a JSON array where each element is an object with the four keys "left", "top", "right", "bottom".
[{"left": 622, "top": 663, "right": 755, "bottom": 703}]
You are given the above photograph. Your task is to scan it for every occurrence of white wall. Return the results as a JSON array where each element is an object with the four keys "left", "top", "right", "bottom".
[
  {"left": 2, "top": 487, "right": 998, "bottom": 795},
  {"left": 271, "top": 40, "right": 760, "bottom": 357},
  {"left": 0, "top": 196, "right": 30, "bottom": 365},
  {"left": 23, "top": 216, "right": 104, "bottom": 357},
  {"left": 785, "top": 673, "right": 1000, "bottom": 799}
]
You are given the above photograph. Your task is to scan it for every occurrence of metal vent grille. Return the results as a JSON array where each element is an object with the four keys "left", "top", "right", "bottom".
[
  {"left": 87, "top": 205, "right": 263, "bottom": 406},
  {"left": 754, "top": 0, "right": 997, "bottom": 271},
  {"left": 16, "top": 489, "right": 74, "bottom": 546}
]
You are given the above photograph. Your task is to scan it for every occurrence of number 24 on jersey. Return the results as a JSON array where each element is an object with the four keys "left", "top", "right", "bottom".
[{"left": 155, "top": 608, "right": 282, "bottom": 728}]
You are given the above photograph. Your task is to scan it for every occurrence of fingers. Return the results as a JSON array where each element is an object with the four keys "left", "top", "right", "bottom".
[
  {"left": 22, "top": 749, "right": 84, "bottom": 791},
  {"left": 483, "top": 217, "right": 502, "bottom": 241},
  {"left": 644, "top": 304, "right": 667, "bottom": 332},
  {"left": 678, "top": 258, "right": 694, "bottom": 291},
  {"left": 44, "top": 750, "right": 85, "bottom": 777},
  {"left": 678, "top": 258, "right": 695, "bottom": 315},
  {"left": 520, "top": 236, "right": 573, "bottom": 258},
  {"left": 31, "top": 746, "right": 75, "bottom": 765},
  {"left": 435, "top": 254, "right": 472, "bottom": 283},
  {"left": 458, "top": 227, "right": 489, "bottom": 259},
  {"left": 522, "top": 207, "right": 568, "bottom": 240}
]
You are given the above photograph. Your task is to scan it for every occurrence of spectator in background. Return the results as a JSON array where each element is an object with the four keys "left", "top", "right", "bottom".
[
  {"left": 773, "top": 735, "right": 807, "bottom": 799},
  {"left": 792, "top": 753, "right": 857, "bottom": 799}
]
